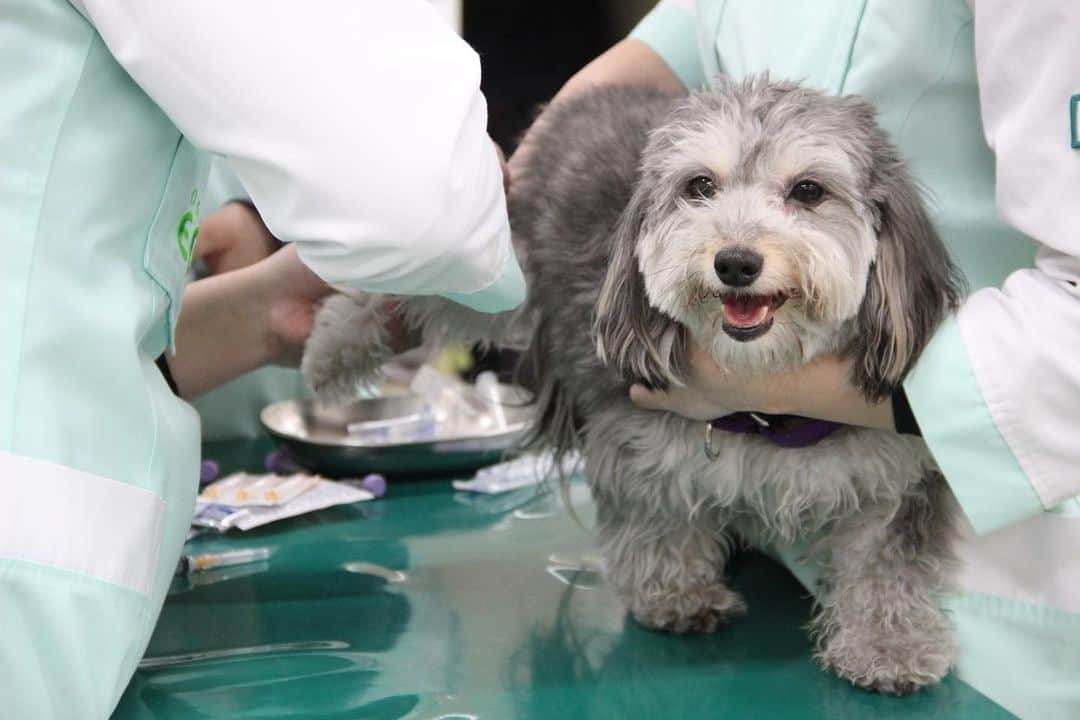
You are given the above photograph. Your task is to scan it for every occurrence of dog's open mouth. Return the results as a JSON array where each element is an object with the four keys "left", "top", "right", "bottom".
[{"left": 720, "top": 293, "right": 787, "bottom": 341}]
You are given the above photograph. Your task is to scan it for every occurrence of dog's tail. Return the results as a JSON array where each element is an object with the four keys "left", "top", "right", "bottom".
[
  {"left": 513, "top": 317, "right": 589, "bottom": 524},
  {"left": 514, "top": 313, "right": 578, "bottom": 452}
]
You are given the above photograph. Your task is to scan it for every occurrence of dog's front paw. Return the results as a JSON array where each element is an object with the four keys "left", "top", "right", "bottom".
[
  {"left": 301, "top": 293, "right": 391, "bottom": 404},
  {"left": 817, "top": 620, "right": 955, "bottom": 695},
  {"left": 629, "top": 583, "right": 746, "bottom": 635}
]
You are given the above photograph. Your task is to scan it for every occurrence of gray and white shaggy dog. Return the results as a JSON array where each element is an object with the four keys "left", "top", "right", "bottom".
[{"left": 302, "top": 76, "right": 966, "bottom": 694}]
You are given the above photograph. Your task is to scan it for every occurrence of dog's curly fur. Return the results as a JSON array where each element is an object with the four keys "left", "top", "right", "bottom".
[{"left": 302, "top": 77, "right": 966, "bottom": 694}]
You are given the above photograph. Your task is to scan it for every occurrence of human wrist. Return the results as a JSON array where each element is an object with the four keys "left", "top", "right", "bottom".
[
  {"left": 785, "top": 358, "right": 896, "bottom": 431},
  {"left": 246, "top": 262, "right": 292, "bottom": 369}
]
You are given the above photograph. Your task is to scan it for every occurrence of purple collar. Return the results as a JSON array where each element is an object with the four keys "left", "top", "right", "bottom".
[{"left": 710, "top": 412, "right": 842, "bottom": 448}]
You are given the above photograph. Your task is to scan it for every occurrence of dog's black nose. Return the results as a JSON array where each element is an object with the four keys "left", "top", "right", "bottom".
[{"left": 714, "top": 248, "right": 763, "bottom": 287}]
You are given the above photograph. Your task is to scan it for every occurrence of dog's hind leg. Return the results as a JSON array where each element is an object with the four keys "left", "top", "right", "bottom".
[{"left": 811, "top": 473, "right": 959, "bottom": 695}]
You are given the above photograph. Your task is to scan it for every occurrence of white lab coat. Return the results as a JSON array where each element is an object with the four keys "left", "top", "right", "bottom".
[{"left": 70, "top": 0, "right": 523, "bottom": 310}]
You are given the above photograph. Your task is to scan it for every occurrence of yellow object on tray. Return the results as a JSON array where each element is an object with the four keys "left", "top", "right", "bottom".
[{"left": 431, "top": 343, "right": 474, "bottom": 378}]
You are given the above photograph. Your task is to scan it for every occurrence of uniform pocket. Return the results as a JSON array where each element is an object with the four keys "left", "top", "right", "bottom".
[{"left": 143, "top": 137, "right": 210, "bottom": 352}]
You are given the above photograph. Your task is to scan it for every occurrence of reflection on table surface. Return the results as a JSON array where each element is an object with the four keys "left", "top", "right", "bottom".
[{"left": 113, "top": 439, "right": 1013, "bottom": 720}]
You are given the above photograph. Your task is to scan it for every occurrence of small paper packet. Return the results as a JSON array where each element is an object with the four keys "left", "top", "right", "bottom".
[
  {"left": 193, "top": 476, "right": 373, "bottom": 532},
  {"left": 453, "top": 451, "right": 582, "bottom": 495},
  {"left": 199, "top": 472, "right": 319, "bottom": 507},
  {"left": 230, "top": 479, "right": 372, "bottom": 531}
]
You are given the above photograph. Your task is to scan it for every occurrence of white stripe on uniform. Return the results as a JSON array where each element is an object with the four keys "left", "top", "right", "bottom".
[{"left": 0, "top": 450, "right": 163, "bottom": 596}]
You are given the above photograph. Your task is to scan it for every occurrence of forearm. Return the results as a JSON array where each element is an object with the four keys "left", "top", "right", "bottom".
[
  {"left": 556, "top": 38, "right": 687, "bottom": 101},
  {"left": 511, "top": 39, "right": 684, "bottom": 175},
  {"left": 629, "top": 350, "right": 899, "bottom": 432},
  {"left": 165, "top": 266, "right": 275, "bottom": 400}
]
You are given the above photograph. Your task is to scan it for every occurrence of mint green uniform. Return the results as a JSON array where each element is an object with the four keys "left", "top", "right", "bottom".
[
  {"left": 632, "top": 2, "right": 1080, "bottom": 717},
  {"left": 0, "top": 1, "right": 523, "bottom": 716},
  {"left": 0, "top": 5, "right": 204, "bottom": 715}
]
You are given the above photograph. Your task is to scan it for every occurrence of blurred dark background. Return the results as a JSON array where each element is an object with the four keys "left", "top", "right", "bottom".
[{"left": 463, "top": 0, "right": 653, "bottom": 153}]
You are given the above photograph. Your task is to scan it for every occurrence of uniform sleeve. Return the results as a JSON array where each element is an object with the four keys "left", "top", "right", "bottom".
[
  {"left": 74, "top": 0, "right": 524, "bottom": 313},
  {"left": 204, "top": 155, "right": 249, "bottom": 210},
  {"left": 629, "top": 0, "right": 707, "bottom": 90},
  {"left": 904, "top": 0, "right": 1080, "bottom": 534}
]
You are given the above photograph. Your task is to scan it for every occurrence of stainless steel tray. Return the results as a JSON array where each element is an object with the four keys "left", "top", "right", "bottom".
[{"left": 260, "top": 386, "right": 532, "bottom": 477}]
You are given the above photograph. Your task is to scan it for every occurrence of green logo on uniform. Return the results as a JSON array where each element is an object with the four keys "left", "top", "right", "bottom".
[{"left": 177, "top": 188, "right": 201, "bottom": 265}]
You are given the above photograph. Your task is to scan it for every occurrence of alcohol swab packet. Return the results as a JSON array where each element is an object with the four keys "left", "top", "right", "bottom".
[{"left": 453, "top": 451, "right": 582, "bottom": 495}]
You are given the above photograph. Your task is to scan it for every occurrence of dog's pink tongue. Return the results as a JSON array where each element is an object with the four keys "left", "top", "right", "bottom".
[{"left": 723, "top": 296, "right": 771, "bottom": 328}]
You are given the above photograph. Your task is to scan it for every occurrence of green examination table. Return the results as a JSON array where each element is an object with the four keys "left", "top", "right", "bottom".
[{"left": 112, "top": 438, "right": 1013, "bottom": 719}]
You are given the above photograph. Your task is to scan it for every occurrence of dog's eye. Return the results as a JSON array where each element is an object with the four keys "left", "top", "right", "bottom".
[
  {"left": 789, "top": 180, "right": 825, "bottom": 205},
  {"left": 685, "top": 175, "right": 717, "bottom": 200}
]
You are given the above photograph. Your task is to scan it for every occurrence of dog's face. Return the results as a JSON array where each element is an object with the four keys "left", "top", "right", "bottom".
[
  {"left": 596, "top": 77, "right": 962, "bottom": 400},
  {"left": 637, "top": 90, "right": 882, "bottom": 363}
]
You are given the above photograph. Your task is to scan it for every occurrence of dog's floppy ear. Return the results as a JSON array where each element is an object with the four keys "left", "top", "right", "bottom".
[
  {"left": 593, "top": 183, "right": 687, "bottom": 390},
  {"left": 851, "top": 156, "right": 965, "bottom": 400}
]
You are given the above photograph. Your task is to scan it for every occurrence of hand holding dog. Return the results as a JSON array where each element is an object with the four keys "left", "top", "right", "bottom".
[{"left": 629, "top": 341, "right": 896, "bottom": 431}]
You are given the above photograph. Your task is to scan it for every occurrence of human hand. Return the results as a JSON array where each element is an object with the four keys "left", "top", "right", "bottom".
[
  {"left": 167, "top": 244, "right": 331, "bottom": 398},
  {"left": 253, "top": 248, "right": 416, "bottom": 368},
  {"left": 194, "top": 201, "right": 280, "bottom": 275},
  {"left": 628, "top": 340, "right": 896, "bottom": 431},
  {"left": 251, "top": 244, "right": 334, "bottom": 368},
  {"left": 193, "top": 201, "right": 319, "bottom": 366}
]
